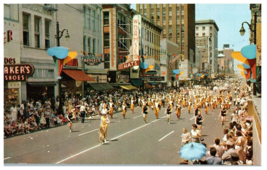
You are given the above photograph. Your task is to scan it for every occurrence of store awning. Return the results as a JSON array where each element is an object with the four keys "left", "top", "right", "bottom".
[
  {"left": 62, "top": 69, "right": 95, "bottom": 81},
  {"left": 89, "top": 83, "right": 114, "bottom": 91},
  {"left": 119, "top": 85, "right": 138, "bottom": 90},
  {"left": 149, "top": 82, "right": 158, "bottom": 85},
  {"left": 130, "top": 79, "right": 143, "bottom": 87},
  {"left": 27, "top": 81, "right": 57, "bottom": 86},
  {"left": 145, "top": 83, "right": 153, "bottom": 89}
]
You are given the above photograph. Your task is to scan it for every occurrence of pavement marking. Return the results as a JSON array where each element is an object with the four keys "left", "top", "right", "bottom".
[
  {"left": 4, "top": 157, "right": 11, "bottom": 161},
  {"left": 56, "top": 115, "right": 164, "bottom": 164},
  {"left": 158, "top": 131, "right": 174, "bottom": 142},
  {"left": 55, "top": 144, "right": 101, "bottom": 164},
  {"left": 133, "top": 115, "right": 143, "bottom": 119},
  {"left": 78, "top": 129, "right": 99, "bottom": 137},
  {"left": 190, "top": 116, "right": 195, "bottom": 120}
]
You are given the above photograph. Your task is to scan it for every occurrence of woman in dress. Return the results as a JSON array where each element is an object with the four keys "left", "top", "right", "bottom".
[
  {"left": 219, "top": 104, "right": 228, "bottom": 126},
  {"left": 195, "top": 110, "right": 205, "bottom": 133},
  {"left": 122, "top": 101, "right": 127, "bottom": 119},
  {"left": 154, "top": 99, "right": 159, "bottom": 119},
  {"left": 190, "top": 124, "right": 201, "bottom": 143},
  {"left": 164, "top": 103, "right": 172, "bottom": 124},
  {"left": 176, "top": 102, "right": 182, "bottom": 119},
  {"left": 130, "top": 97, "right": 135, "bottom": 114},
  {"left": 142, "top": 102, "right": 149, "bottom": 123},
  {"left": 99, "top": 106, "right": 110, "bottom": 144},
  {"left": 109, "top": 99, "right": 114, "bottom": 118}
]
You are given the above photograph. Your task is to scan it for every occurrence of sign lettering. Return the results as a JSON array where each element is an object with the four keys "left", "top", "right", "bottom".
[
  {"left": 83, "top": 54, "right": 103, "bottom": 66},
  {"left": 118, "top": 60, "right": 140, "bottom": 70},
  {"left": 4, "top": 64, "right": 35, "bottom": 81}
]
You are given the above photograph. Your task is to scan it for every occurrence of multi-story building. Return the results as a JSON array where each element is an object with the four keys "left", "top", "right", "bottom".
[
  {"left": 136, "top": 4, "right": 196, "bottom": 79},
  {"left": 4, "top": 4, "right": 106, "bottom": 104},
  {"left": 4, "top": 4, "right": 21, "bottom": 108},
  {"left": 160, "top": 39, "right": 179, "bottom": 87},
  {"left": 128, "top": 11, "right": 162, "bottom": 89},
  {"left": 102, "top": 4, "right": 133, "bottom": 89},
  {"left": 195, "top": 19, "right": 219, "bottom": 74},
  {"left": 217, "top": 44, "right": 234, "bottom": 75}
]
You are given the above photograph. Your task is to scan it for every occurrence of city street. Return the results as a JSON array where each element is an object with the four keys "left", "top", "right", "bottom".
[{"left": 4, "top": 92, "right": 233, "bottom": 165}]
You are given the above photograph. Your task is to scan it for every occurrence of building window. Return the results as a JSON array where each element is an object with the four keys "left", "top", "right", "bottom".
[
  {"left": 163, "top": 11, "right": 166, "bottom": 16},
  {"left": 45, "top": 20, "right": 50, "bottom": 49},
  {"left": 163, "top": 4, "right": 166, "bottom": 7},
  {"left": 196, "top": 26, "right": 198, "bottom": 30},
  {"left": 202, "top": 33, "right": 205, "bottom": 36},
  {"left": 169, "top": 27, "right": 172, "bottom": 35},
  {"left": 83, "top": 36, "right": 86, "bottom": 52},
  {"left": 104, "top": 12, "right": 109, "bottom": 25},
  {"left": 210, "top": 33, "right": 212, "bottom": 37},
  {"left": 210, "top": 26, "right": 212, "bottom": 30},
  {"left": 92, "top": 10, "right": 95, "bottom": 30},
  {"left": 176, "top": 9, "right": 179, "bottom": 15},
  {"left": 144, "top": 4, "right": 147, "bottom": 9},
  {"left": 4, "top": 4, "right": 11, "bottom": 19},
  {"left": 93, "top": 39, "right": 96, "bottom": 54},
  {"left": 169, "top": 11, "right": 172, "bottom": 16},
  {"left": 202, "top": 26, "right": 205, "bottom": 30},
  {"left": 157, "top": 4, "right": 160, "bottom": 8},
  {"left": 34, "top": 16, "right": 40, "bottom": 48},
  {"left": 88, "top": 37, "right": 91, "bottom": 53},
  {"left": 163, "top": 19, "right": 166, "bottom": 25},
  {"left": 104, "top": 54, "right": 110, "bottom": 69},
  {"left": 151, "top": 4, "right": 154, "bottom": 9},
  {"left": 196, "top": 33, "right": 199, "bottom": 36},
  {"left": 88, "top": 8, "right": 91, "bottom": 29},
  {"left": 104, "top": 33, "right": 109, "bottom": 47},
  {"left": 23, "top": 13, "right": 30, "bottom": 46},
  {"left": 83, "top": 6, "right": 86, "bottom": 28}
]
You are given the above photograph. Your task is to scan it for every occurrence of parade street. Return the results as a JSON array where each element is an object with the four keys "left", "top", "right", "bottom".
[{"left": 4, "top": 93, "right": 233, "bottom": 165}]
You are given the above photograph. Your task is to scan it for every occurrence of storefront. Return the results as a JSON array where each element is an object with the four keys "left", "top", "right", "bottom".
[
  {"left": 61, "top": 68, "right": 95, "bottom": 98},
  {"left": 4, "top": 82, "right": 20, "bottom": 110},
  {"left": 26, "top": 82, "right": 56, "bottom": 101}
]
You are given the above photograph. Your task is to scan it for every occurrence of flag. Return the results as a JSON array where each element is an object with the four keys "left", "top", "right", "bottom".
[
  {"left": 95, "top": 53, "right": 98, "bottom": 57},
  {"left": 125, "top": 56, "right": 128, "bottom": 59},
  {"left": 84, "top": 52, "right": 88, "bottom": 55},
  {"left": 174, "top": 54, "right": 176, "bottom": 57},
  {"left": 100, "top": 54, "right": 103, "bottom": 58},
  {"left": 120, "top": 55, "right": 123, "bottom": 59},
  {"left": 176, "top": 74, "right": 179, "bottom": 80},
  {"left": 137, "top": 55, "right": 140, "bottom": 59}
]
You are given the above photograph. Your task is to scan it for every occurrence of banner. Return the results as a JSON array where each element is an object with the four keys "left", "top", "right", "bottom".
[{"left": 133, "top": 15, "right": 141, "bottom": 61}]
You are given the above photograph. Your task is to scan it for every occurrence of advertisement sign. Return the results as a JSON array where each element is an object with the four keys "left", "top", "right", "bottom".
[
  {"left": 117, "top": 74, "right": 130, "bottom": 84},
  {"left": 133, "top": 15, "right": 141, "bottom": 61},
  {"left": 83, "top": 53, "right": 103, "bottom": 66},
  {"left": 118, "top": 60, "right": 140, "bottom": 70},
  {"left": 4, "top": 64, "right": 35, "bottom": 81},
  {"left": 149, "top": 76, "right": 165, "bottom": 81}
]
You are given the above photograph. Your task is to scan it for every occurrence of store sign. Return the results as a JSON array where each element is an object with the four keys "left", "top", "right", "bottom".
[
  {"left": 83, "top": 54, "right": 103, "bottom": 66},
  {"left": 133, "top": 15, "right": 141, "bottom": 61},
  {"left": 144, "top": 74, "right": 157, "bottom": 77},
  {"left": 4, "top": 64, "right": 35, "bottom": 81},
  {"left": 4, "top": 57, "right": 16, "bottom": 64},
  {"left": 118, "top": 60, "right": 140, "bottom": 70},
  {"left": 4, "top": 30, "right": 13, "bottom": 45},
  {"left": 149, "top": 76, "right": 165, "bottom": 81}
]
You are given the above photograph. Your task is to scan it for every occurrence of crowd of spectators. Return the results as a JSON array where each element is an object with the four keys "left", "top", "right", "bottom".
[{"left": 180, "top": 82, "right": 254, "bottom": 165}]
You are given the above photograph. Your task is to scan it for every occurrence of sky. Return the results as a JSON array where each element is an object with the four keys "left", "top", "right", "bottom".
[{"left": 130, "top": 3, "right": 252, "bottom": 72}]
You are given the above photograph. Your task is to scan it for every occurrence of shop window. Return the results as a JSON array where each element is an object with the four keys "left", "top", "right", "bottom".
[{"left": 88, "top": 37, "right": 91, "bottom": 53}]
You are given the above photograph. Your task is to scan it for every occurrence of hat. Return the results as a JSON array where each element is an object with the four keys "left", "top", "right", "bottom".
[{"left": 226, "top": 141, "right": 234, "bottom": 146}]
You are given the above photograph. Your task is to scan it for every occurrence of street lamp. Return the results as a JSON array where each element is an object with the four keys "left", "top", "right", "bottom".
[
  {"left": 55, "top": 21, "right": 70, "bottom": 114},
  {"left": 239, "top": 12, "right": 257, "bottom": 95}
]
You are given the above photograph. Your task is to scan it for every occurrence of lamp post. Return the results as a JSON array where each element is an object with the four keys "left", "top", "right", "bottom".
[
  {"left": 239, "top": 12, "right": 257, "bottom": 95},
  {"left": 55, "top": 21, "right": 70, "bottom": 114}
]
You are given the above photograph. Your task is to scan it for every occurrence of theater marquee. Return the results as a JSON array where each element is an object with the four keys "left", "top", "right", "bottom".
[{"left": 4, "top": 64, "right": 35, "bottom": 81}]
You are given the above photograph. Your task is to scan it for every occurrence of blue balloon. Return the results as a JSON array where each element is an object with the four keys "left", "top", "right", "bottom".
[
  {"left": 172, "top": 69, "right": 180, "bottom": 74},
  {"left": 241, "top": 44, "right": 256, "bottom": 59},
  {"left": 242, "top": 63, "right": 250, "bottom": 69},
  {"left": 47, "top": 46, "right": 69, "bottom": 59},
  {"left": 140, "top": 62, "right": 149, "bottom": 69}
]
